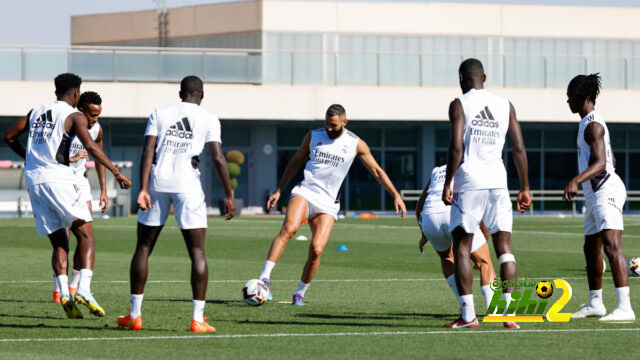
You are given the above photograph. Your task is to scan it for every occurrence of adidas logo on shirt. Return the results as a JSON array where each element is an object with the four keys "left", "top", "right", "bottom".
[
  {"left": 31, "top": 109, "right": 54, "bottom": 129},
  {"left": 471, "top": 106, "right": 499, "bottom": 128},
  {"left": 166, "top": 117, "right": 194, "bottom": 139}
]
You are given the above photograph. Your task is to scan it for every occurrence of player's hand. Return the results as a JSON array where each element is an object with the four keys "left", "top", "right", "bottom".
[
  {"left": 517, "top": 190, "right": 531, "bottom": 213},
  {"left": 137, "top": 190, "right": 151, "bottom": 213},
  {"left": 69, "top": 151, "right": 88, "bottom": 163},
  {"left": 442, "top": 185, "right": 452, "bottom": 205},
  {"left": 267, "top": 191, "right": 281, "bottom": 211},
  {"left": 116, "top": 173, "right": 131, "bottom": 189},
  {"left": 563, "top": 180, "right": 578, "bottom": 201},
  {"left": 99, "top": 190, "right": 110, "bottom": 213},
  {"left": 224, "top": 196, "right": 235, "bottom": 220},
  {"left": 419, "top": 235, "right": 428, "bottom": 254},
  {"left": 394, "top": 196, "right": 407, "bottom": 217}
]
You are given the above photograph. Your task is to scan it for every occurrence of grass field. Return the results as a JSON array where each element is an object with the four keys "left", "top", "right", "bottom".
[{"left": 1, "top": 215, "right": 639, "bottom": 359}]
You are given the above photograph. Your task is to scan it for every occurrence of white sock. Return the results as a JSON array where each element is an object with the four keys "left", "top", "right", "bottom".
[
  {"left": 78, "top": 269, "right": 93, "bottom": 293},
  {"left": 193, "top": 300, "right": 206, "bottom": 322},
  {"left": 501, "top": 292, "right": 513, "bottom": 316},
  {"left": 56, "top": 275, "right": 69, "bottom": 297},
  {"left": 481, "top": 285, "right": 494, "bottom": 311},
  {"left": 69, "top": 269, "right": 80, "bottom": 289},
  {"left": 588, "top": 289, "right": 603, "bottom": 307},
  {"left": 130, "top": 294, "right": 144, "bottom": 318},
  {"left": 445, "top": 275, "right": 461, "bottom": 306},
  {"left": 460, "top": 294, "right": 475, "bottom": 322},
  {"left": 53, "top": 270, "right": 60, "bottom": 292},
  {"left": 259, "top": 260, "right": 276, "bottom": 280},
  {"left": 295, "top": 281, "right": 310, "bottom": 296},
  {"left": 615, "top": 287, "right": 631, "bottom": 311}
]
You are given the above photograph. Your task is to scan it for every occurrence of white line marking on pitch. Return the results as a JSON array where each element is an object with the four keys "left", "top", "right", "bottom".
[
  {"left": 0, "top": 328, "right": 637, "bottom": 343},
  {"left": 1, "top": 276, "right": 637, "bottom": 284}
]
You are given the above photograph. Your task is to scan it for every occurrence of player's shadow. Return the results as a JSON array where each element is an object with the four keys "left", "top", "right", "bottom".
[
  {"left": 299, "top": 312, "right": 452, "bottom": 321},
  {"left": 0, "top": 323, "right": 122, "bottom": 331},
  {"left": 0, "top": 312, "right": 62, "bottom": 320},
  {"left": 236, "top": 318, "right": 423, "bottom": 328},
  {"left": 145, "top": 298, "right": 247, "bottom": 306},
  {"left": 0, "top": 298, "right": 49, "bottom": 304}
]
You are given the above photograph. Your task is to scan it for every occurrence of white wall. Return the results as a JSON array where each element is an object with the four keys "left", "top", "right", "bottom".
[{"left": 1, "top": 81, "right": 638, "bottom": 123}]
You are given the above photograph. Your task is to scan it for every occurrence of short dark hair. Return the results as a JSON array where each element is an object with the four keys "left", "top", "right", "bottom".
[
  {"left": 54, "top": 73, "right": 82, "bottom": 96},
  {"left": 326, "top": 104, "right": 346, "bottom": 118},
  {"left": 459, "top": 58, "right": 484, "bottom": 78},
  {"left": 180, "top": 75, "right": 203, "bottom": 97},
  {"left": 78, "top": 91, "right": 102, "bottom": 108},
  {"left": 568, "top": 73, "right": 602, "bottom": 105}
]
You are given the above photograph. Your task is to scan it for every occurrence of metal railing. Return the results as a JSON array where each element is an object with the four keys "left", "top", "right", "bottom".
[
  {"left": 1, "top": 44, "right": 640, "bottom": 88},
  {"left": 400, "top": 189, "right": 640, "bottom": 216}
]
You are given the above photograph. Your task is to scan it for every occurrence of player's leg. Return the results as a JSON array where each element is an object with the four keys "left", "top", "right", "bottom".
[
  {"left": 572, "top": 233, "right": 606, "bottom": 318},
  {"left": 451, "top": 228, "right": 475, "bottom": 318},
  {"left": 69, "top": 219, "right": 105, "bottom": 317},
  {"left": 470, "top": 242, "right": 496, "bottom": 311},
  {"left": 258, "top": 195, "right": 309, "bottom": 293},
  {"left": 435, "top": 246, "right": 460, "bottom": 306},
  {"left": 70, "top": 189, "right": 93, "bottom": 296},
  {"left": 181, "top": 227, "right": 216, "bottom": 332},
  {"left": 600, "top": 228, "right": 634, "bottom": 322},
  {"left": 294, "top": 213, "right": 335, "bottom": 305},
  {"left": 422, "top": 211, "right": 460, "bottom": 307},
  {"left": 48, "top": 228, "right": 83, "bottom": 319}
]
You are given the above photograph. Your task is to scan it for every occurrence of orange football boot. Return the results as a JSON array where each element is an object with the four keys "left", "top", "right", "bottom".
[
  {"left": 69, "top": 287, "right": 77, "bottom": 297},
  {"left": 53, "top": 291, "right": 61, "bottom": 303},
  {"left": 117, "top": 314, "right": 143, "bottom": 331},
  {"left": 190, "top": 317, "right": 216, "bottom": 333}
]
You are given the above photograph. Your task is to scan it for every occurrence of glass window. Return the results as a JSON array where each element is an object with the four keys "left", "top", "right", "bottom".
[
  {"left": 630, "top": 153, "right": 640, "bottom": 190},
  {"left": 544, "top": 129, "right": 577, "bottom": 149},
  {"left": 506, "top": 128, "right": 541, "bottom": 149},
  {"left": 277, "top": 127, "right": 313, "bottom": 147},
  {"left": 434, "top": 151, "right": 448, "bottom": 168},
  {"left": 544, "top": 152, "right": 578, "bottom": 191},
  {"left": 631, "top": 131, "right": 640, "bottom": 149},
  {"left": 384, "top": 151, "right": 417, "bottom": 209},
  {"left": 275, "top": 150, "right": 307, "bottom": 210},
  {"left": 507, "top": 151, "right": 541, "bottom": 190},
  {"left": 348, "top": 151, "right": 382, "bottom": 210},
  {"left": 385, "top": 128, "right": 417, "bottom": 147},
  {"left": 435, "top": 128, "right": 450, "bottom": 149},
  {"left": 348, "top": 126, "right": 381, "bottom": 147},
  {"left": 109, "top": 121, "right": 147, "bottom": 147},
  {"left": 220, "top": 124, "right": 251, "bottom": 147}
]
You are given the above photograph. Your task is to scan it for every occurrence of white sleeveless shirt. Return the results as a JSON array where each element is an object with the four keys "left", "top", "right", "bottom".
[
  {"left": 298, "top": 128, "right": 359, "bottom": 205},
  {"left": 69, "top": 123, "right": 101, "bottom": 177},
  {"left": 25, "top": 100, "right": 79, "bottom": 188},
  {"left": 453, "top": 89, "right": 510, "bottom": 192},
  {"left": 422, "top": 165, "right": 449, "bottom": 215},
  {"left": 577, "top": 111, "right": 624, "bottom": 196}
]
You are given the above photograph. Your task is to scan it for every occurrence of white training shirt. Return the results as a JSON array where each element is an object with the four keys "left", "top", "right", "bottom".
[
  {"left": 422, "top": 165, "right": 449, "bottom": 215},
  {"left": 24, "top": 100, "right": 79, "bottom": 188},
  {"left": 577, "top": 111, "right": 624, "bottom": 196},
  {"left": 453, "top": 88, "right": 510, "bottom": 192},
  {"left": 298, "top": 128, "right": 359, "bottom": 205},
  {"left": 145, "top": 102, "right": 221, "bottom": 193},
  {"left": 69, "top": 123, "right": 101, "bottom": 178}
]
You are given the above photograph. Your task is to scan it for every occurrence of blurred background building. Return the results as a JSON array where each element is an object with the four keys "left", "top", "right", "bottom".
[{"left": 1, "top": 0, "right": 639, "bottom": 213}]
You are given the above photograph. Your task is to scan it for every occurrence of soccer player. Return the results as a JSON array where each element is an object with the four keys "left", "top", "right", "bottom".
[
  {"left": 257, "top": 104, "right": 407, "bottom": 305},
  {"left": 52, "top": 91, "right": 108, "bottom": 303},
  {"left": 3, "top": 73, "right": 131, "bottom": 318},
  {"left": 117, "top": 76, "right": 235, "bottom": 332},
  {"left": 564, "top": 74, "right": 634, "bottom": 323},
  {"left": 416, "top": 164, "right": 496, "bottom": 311},
  {"left": 442, "top": 59, "right": 531, "bottom": 329}
]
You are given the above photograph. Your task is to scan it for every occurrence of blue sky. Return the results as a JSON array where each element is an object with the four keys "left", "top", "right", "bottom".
[{"left": 1, "top": 0, "right": 638, "bottom": 46}]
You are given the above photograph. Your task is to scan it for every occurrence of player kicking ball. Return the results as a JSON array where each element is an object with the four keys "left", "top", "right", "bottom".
[
  {"left": 442, "top": 59, "right": 531, "bottom": 329},
  {"left": 257, "top": 104, "right": 407, "bottom": 305},
  {"left": 117, "top": 76, "right": 235, "bottom": 332},
  {"left": 4, "top": 73, "right": 131, "bottom": 319},
  {"left": 52, "top": 91, "right": 109, "bottom": 303},
  {"left": 564, "top": 74, "right": 635, "bottom": 323},
  {"left": 416, "top": 165, "right": 496, "bottom": 312}
]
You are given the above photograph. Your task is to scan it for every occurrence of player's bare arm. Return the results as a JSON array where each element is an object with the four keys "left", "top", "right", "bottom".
[
  {"left": 506, "top": 102, "right": 531, "bottom": 212},
  {"left": 3, "top": 110, "right": 31, "bottom": 159},
  {"left": 563, "top": 122, "right": 606, "bottom": 201},
  {"left": 443, "top": 99, "right": 465, "bottom": 205},
  {"left": 356, "top": 139, "right": 407, "bottom": 217},
  {"left": 69, "top": 112, "right": 130, "bottom": 190},
  {"left": 137, "top": 135, "right": 156, "bottom": 212},
  {"left": 266, "top": 132, "right": 311, "bottom": 211},
  {"left": 95, "top": 127, "right": 109, "bottom": 213},
  {"left": 208, "top": 141, "right": 235, "bottom": 220}
]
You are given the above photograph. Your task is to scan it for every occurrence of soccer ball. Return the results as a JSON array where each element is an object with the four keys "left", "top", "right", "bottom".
[
  {"left": 536, "top": 281, "right": 553, "bottom": 299},
  {"left": 242, "top": 279, "right": 270, "bottom": 306},
  {"left": 629, "top": 257, "right": 640, "bottom": 277}
]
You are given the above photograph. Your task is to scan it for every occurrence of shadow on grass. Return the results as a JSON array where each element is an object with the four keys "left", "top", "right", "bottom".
[
  {"left": 145, "top": 298, "right": 248, "bottom": 306},
  {"left": 298, "top": 312, "right": 452, "bottom": 321},
  {"left": 0, "top": 299, "right": 49, "bottom": 304},
  {"left": 0, "top": 323, "right": 121, "bottom": 331},
  {"left": 0, "top": 313, "right": 63, "bottom": 320}
]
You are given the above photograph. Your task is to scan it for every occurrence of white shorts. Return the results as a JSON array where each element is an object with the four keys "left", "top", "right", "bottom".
[
  {"left": 137, "top": 188, "right": 207, "bottom": 229},
  {"left": 420, "top": 211, "right": 486, "bottom": 253},
  {"left": 584, "top": 190, "right": 625, "bottom": 236},
  {"left": 76, "top": 176, "right": 92, "bottom": 203},
  {"left": 28, "top": 182, "right": 93, "bottom": 236},
  {"left": 290, "top": 186, "right": 339, "bottom": 221},
  {"left": 449, "top": 188, "right": 513, "bottom": 235}
]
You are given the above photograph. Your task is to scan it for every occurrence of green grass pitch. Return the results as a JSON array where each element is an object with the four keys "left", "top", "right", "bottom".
[{"left": 1, "top": 215, "right": 639, "bottom": 359}]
